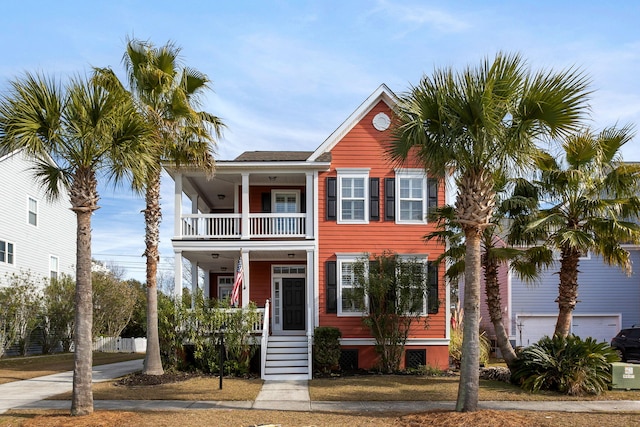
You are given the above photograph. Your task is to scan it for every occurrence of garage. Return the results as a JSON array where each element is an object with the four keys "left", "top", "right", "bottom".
[{"left": 515, "top": 314, "right": 621, "bottom": 347}]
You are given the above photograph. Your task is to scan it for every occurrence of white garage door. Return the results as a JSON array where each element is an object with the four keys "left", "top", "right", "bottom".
[
  {"left": 572, "top": 315, "right": 620, "bottom": 343},
  {"left": 516, "top": 315, "right": 557, "bottom": 347},
  {"left": 515, "top": 314, "right": 621, "bottom": 347}
]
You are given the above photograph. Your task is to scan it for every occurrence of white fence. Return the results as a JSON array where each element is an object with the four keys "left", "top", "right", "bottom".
[{"left": 93, "top": 336, "right": 147, "bottom": 353}]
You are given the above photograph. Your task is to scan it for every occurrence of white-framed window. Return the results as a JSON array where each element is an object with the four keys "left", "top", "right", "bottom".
[
  {"left": 397, "top": 255, "right": 428, "bottom": 315},
  {"left": 0, "top": 240, "right": 14, "bottom": 265},
  {"left": 338, "top": 169, "right": 369, "bottom": 223},
  {"left": 272, "top": 190, "right": 300, "bottom": 234},
  {"left": 50, "top": 255, "right": 59, "bottom": 280},
  {"left": 218, "top": 276, "right": 234, "bottom": 300},
  {"left": 337, "top": 255, "right": 367, "bottom": 316},
  {"left": 28, "top": 197, "right": 38, "bottom": 226},
  {"left": 396, "top": 170, "right": 427, "bottom": 224}
]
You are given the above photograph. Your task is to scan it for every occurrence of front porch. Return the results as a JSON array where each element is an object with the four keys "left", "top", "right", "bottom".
[{"left": 173, "top": 246, "right": 317, "bottom": 380}]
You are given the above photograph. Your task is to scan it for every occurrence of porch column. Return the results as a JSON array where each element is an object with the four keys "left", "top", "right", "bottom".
[
  {"left": 174, "top": 250, "right": 183, "bottom": 301},
  {"left": 174, "top": 173, "right": 183, "bottom": 238},
  {"left": 241, "top": 172, "right": 250, "bottom": 240},
  {"left": 305, "top": 172, "right": 313, "bottom": 239},
  {"left": 204, "top": 270, "right": 210, "bottom": 300},
  {"left": 191, "top": 260, "right": 198, "bottom": 308},
  {"left": 306, "top": 248, "right": 315, "bottom": 379},
  {"left": 241, "top": 249, "right": 250, "bottom": 308}
]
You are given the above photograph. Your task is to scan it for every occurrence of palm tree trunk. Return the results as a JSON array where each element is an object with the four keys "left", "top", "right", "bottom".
[
  {"left": 143, "top": 168, "right": 164, "bottom": 375},
  {"left": 70, "top": 170, "right": 97, "bottom": 416},
  {"left": 554, "top": 249, "right": 580, "bottom": 337},
  {"left": 456, "top": 228, "right": 481, "bottom": 412},
  {"left": 484, "top": 256, "right": 517, "bottom": 369}
]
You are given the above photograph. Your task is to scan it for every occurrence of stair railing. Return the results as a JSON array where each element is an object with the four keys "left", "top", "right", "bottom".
[{"left": 260, "top": 299, "right": 270, "bottom": 380}]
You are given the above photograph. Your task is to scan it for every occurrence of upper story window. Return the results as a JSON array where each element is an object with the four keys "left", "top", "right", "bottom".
[
  {"left": 0, "top": 240, "right": 14, "bottom": 265},
  {"left": 50, "top": 255, "right": 59, "bottom": 280},
  {"left": 396, "top": 170, "right": 427, "bottom": 224},
  {"left": 337, "top": 169, "right": 369, "bottom": 224},
  {"left": 28, "top": 197, "right": 38, "bottom": 226}
]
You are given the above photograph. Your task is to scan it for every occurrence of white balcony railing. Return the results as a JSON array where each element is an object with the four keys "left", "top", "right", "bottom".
[
  {"left": 182, "top": 214, "right": 241, "bottom": 238},
  {"left": 181, "top": 213, "right": 306, "bottom": 239}
]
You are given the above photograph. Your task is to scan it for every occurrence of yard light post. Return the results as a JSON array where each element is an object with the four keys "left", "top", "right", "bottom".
[{"left": 219, "top": 322, "right": 226, "bottom": 390}]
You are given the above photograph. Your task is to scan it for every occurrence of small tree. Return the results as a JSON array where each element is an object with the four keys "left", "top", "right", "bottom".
[
  {"left": 42, "top": 275, "right": 76, "bottom": 353},
  {"left": 352, "top": 252, "right": 431, "bottom": 373},
  {"left": 120, "top": 279, "right": 147, "bottom": 338},
  {"left": 92, "top": 270, "right": 138, "bottom": 338},
  {"left": 0, "top": 272, "right": 43, "bottom": 356}
]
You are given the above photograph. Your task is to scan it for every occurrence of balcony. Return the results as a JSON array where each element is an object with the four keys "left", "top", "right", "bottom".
[{"left": 181, "top": 213, "right": 307, "bottom": 239}]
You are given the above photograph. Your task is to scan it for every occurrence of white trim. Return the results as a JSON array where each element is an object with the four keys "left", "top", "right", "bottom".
[
  {"left": 395, "top": 169, "right": 427, "bottom": 224},
  {"left": 27, "top": 195, "right": 38, "bottom": 227},
  {"left": 217, "top": 276, "right": 234, "bottom": 300},
  {"left": 337, "top": 170, "right": 369, "bottom": 224},
  {"left": 337, "top": 254, "right": 368, "bottom": 316},
  {"left": 272, "top": 264, "right": 307, "bottom": 334},
  {"left": 49, "top": 255, "right": 59, "bottom": 280},
  {"left": 308, "top": 84, "right": 398, "bottom": 161},
  {"left": 340, "top": 338, "right": 450, "bottom": 346},
  {"left": 0, "top": 239, "right": 15, "bottom": 265}
]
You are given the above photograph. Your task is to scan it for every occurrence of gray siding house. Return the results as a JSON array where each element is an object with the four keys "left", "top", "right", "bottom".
[
  {"left": 509, "top": 248, "right": 640, "bottom": 346},
  {"left": 0, "top": 149, "right": 76, "bottom": 284}
]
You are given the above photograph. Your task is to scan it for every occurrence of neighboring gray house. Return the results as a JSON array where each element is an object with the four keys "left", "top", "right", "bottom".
[
  {"left": 509, "top": 248, "right": 640, "bottom": 346},
  {"left": 0, "top": 149, "right": 76, "bottom": 284}
]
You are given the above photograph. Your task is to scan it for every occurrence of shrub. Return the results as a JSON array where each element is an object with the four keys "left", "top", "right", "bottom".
[
  {"left": 313, "top": 326, "right": 341, "bottom": 374},
  {"left": 511, "top": 334, "right": 618, "bottom": 396},
  {"left": 448, "top": 304, "right": 490, "bottom": 368}
]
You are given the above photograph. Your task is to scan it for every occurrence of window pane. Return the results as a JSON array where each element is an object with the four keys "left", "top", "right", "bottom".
[
  {"left": 28, "top": 198, "right": 37, "bottom": 226},
  {"left": 341, "top": 287, "right": 365, "bottom": 312},
  {"left": 400, "top": 201, "right": 423, "bottom": 221}
]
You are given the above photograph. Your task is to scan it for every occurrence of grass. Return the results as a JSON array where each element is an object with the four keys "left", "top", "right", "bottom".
[
  {"left": 0, "top": 352, "right": 144, "bottom": 385},
  {"left": 50, "top": 376, "right": 263, "bottom": 401}
]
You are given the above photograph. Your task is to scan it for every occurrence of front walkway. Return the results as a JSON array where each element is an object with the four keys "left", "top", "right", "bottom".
[{"left": 2, "top": 361, "right": 640, "bottom": 414}]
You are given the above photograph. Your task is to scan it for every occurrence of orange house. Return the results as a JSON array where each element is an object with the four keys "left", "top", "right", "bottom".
[{"left": 167, "top": 84, "right": 450, "bottom": 380}]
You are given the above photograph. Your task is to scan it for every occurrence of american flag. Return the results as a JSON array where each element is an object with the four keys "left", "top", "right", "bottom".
[{"left": 230, "top": 258, "right": 243, "bottom": 306}]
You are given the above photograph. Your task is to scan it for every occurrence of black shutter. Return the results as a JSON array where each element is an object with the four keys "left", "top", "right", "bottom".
[
  {"left": 427, "top": 261, "right": 439, "bottom": 314},
  {"left": 261, "top": 192, "right": 271, "bottom": 213},
  {"left": 384, "top": 178, "right": 395, "bottom": 221},
  {"left": 428, "top": 178, "right": 438, "bottom": 210},
  {"left": 326, "top": 177, "right": 337, "bottom": 221},
  {"left": 300, "top": 192, "right": 306, "bottom": 213},
  {"left": 370, "top": 178, "right": 380, "bottom": 221},
  {"left": 326, "top": 260, "right": 337, "bottom": 313}
]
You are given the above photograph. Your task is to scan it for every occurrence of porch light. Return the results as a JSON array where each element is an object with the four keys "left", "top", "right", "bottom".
[
  {"left": 217, "top": 194, "right": 225, "bottom": 200},
  {"left": 288, "top": 253, "right": 295, "bottom": 258},
  {"left": 211, "top": 253, "right": 219, "bottom": 259},
  {"left": 269, "top": 176, "right": 277, "bottom": 182}
]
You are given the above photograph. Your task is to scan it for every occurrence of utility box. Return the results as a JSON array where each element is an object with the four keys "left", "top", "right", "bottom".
[{"left": 611, "top": 362, "right": 640, "bottom": 390}]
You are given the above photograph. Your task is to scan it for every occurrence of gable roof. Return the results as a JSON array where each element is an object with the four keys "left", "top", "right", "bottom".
[{"left": 307, "top": 83, "right": 398, "bottom": 162}]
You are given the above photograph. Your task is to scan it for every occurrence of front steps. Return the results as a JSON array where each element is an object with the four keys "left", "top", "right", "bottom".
[{"left": 263, "top": 335, "right": 309, "bottom": 381}]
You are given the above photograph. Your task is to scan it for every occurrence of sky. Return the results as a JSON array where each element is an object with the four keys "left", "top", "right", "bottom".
[{"left": 3, "top": 1, "right": 640, "bottom": 283}]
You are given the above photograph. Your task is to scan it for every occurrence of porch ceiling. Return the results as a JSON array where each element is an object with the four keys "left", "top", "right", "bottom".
[
  {"left": 184, "top": 172, "right": 308, "bottom": 212},
  {"left": 182, "top": 249, "right": 308, "bottom": 273}
]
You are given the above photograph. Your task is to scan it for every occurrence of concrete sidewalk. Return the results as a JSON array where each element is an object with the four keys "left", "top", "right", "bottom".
[
  {"left": 3, "top": 361, "right": 640, "bottom": 414},
  {"left": 0, "top": 359, "right": 143, "bottom": 414}
]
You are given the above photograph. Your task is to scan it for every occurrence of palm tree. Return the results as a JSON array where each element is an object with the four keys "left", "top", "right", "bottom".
[
  {"left": 428, "top": 184, "right": 553, "bottom": 371},
  {"left": 114, "top": 38, "right": 224, "bottom": 375},
  {"left": 521, "top": 127, "right": 640, "bottom": 337},
  {"left": 389, "top": 52, "right": 590, "bottom": 411},
  {"left": 0, "top": 73, "right": 154, "bottom": 415}
]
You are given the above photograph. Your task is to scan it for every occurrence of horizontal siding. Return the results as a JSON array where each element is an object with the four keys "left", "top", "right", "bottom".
[
  {"left": 511, "top": 250, "right": 640, "bottom": 333},
  {"left": 317, "top": 101, "right": 447, "bottom": 340},
  {"left": 0, "top": 151, "right": 76, "bottom": 284}
]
